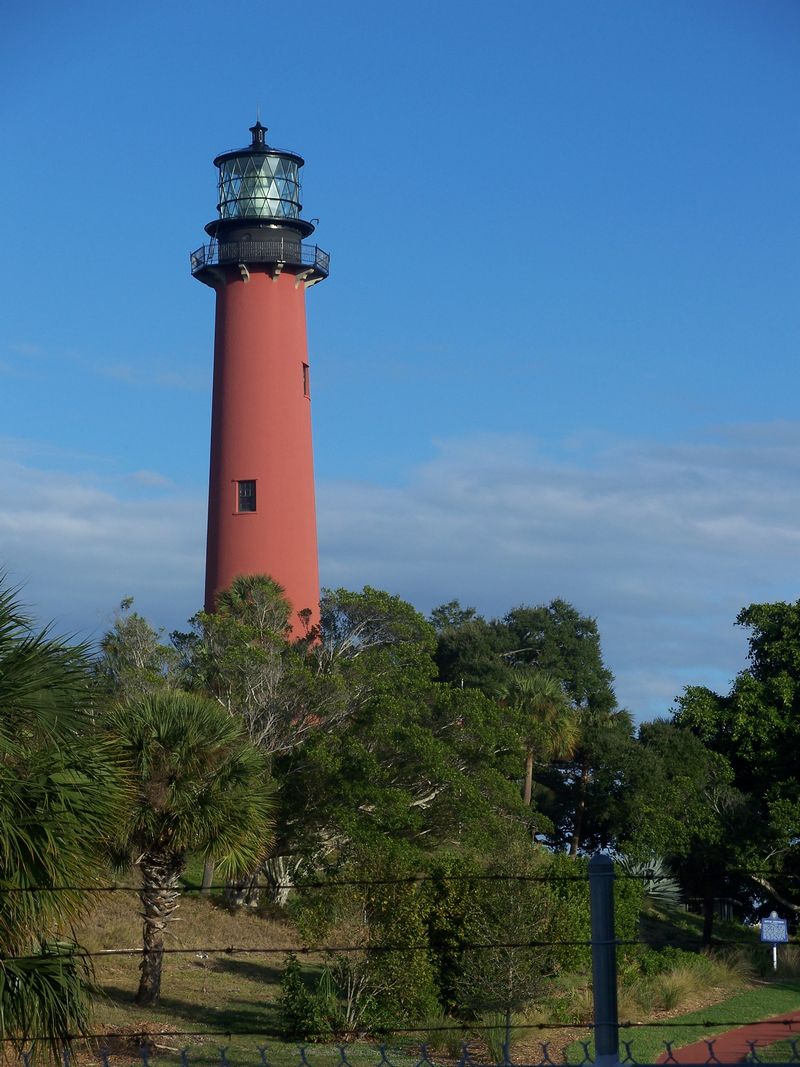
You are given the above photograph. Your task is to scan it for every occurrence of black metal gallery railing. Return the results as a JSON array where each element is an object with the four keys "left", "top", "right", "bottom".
[{"left": 190, "top": 240, "right": 330, "bottom": 277}]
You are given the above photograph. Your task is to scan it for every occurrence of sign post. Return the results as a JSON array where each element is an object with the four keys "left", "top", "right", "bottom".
[{"left": 760, "top": 911, "right": 789, "bottom": 972}]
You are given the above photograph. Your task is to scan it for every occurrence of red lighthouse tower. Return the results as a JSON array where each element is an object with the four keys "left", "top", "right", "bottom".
[{"left": 191, "top": 121, "right": 329, "bottom": 630}]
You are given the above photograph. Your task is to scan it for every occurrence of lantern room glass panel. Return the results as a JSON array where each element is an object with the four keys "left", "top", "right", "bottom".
[{"left": 217, "top": 155, "right": 302, "bottom": 220}]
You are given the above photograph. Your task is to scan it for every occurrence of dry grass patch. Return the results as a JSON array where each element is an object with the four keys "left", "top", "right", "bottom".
[{"left": 71, "top": 889, "right": 310, "bottom": 1063}]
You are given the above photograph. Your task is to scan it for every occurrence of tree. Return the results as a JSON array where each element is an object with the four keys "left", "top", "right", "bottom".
[
  {"left": 96, "top": 597, "right": 179, "bottom": 699},
  {"left": 433, "top": 604, "right": 510, "bottom": 694},
  {"left": 434, "top": 598, "right": 618, "bottom": 852},
  {"left": 673, "top": 600, "right": 800, "bottom": 930},
  {"left": 274, "top": 588, "right": 539, "bottom": 874},
  {"left": 171, "top": 576, "right": 349, "bottom": 901},
  {"left": 0, "top": 582, "right": 128, "bottom": 1054},
  {"left": 535, "top": 707, "right": 636, "bottom": 854},
  {"left": 503, "top": 671, "right": 579, "bottom": 806},
  {"left": 173, "top": 575, "right": 347, "bottom": 756},
  {"left": 450, "top": 843, "right": 557, "bottom": 1026},
  {"left": 429, "top": 600, "right": 479, "bottom": 633},
  {"left": 105, "top": 690, "right": 275, "bottom": 1006},
  {"left": 500, "top": 600, "right": 616, "bottom": 715}
]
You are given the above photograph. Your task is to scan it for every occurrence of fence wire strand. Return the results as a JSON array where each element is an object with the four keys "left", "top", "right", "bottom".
[
  {"left": 6, "top": 1018, "right": 800, "bottom": 1043},
  {"left": 0, "top": 869, "right": 735, "bottom": 893},
  {"left": 3, "top": 869, "right": 799, "bottom": 1062}
]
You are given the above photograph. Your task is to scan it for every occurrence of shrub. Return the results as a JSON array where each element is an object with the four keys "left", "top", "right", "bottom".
[
  {"left": 290, "top": 845, "right": 440, "bottom": 1030},
  {"left": 544, "top": 854, "right": 645, "bottom": 972},
  {"left": 638, "top": 945, "right": 708, "bottom": 978},
  {"left": 416, "top": 1014, "right": 469, "bottom": 1059},
  {"left": 278, "top": 953, "right": 332, "bottom": 1041},
  {"left": 479, "top": 1011, "right": 523, "bottom": 1065},
  {"left": 615, "top": 854, "right": 682, "bottom": 907}
]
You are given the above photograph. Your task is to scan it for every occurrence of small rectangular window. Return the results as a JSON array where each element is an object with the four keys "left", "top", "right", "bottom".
[
  {"left": 237, "top": 480, "right": 256, "bottom": 513},
  {"left": 302, "top": 362, "right": 310, "bottom": 398}
]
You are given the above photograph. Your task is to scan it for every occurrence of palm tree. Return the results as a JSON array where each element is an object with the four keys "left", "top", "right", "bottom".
[
  {"left": 504, "top": 671, "right": 579, "bottom": 806},
  {"left": 105, "top": 691, "right": 275, "bottom": 1006},
  {"left": 0, "top": 582, "right": 128, "bottom": 1055},
  {"left": 215, "top": 573, "right": 292, "bottom": 641}
]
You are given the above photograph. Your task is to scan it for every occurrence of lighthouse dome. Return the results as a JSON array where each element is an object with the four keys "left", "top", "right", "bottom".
[{"left": 213, "top": 121, "right": 304, "bottom": 222}]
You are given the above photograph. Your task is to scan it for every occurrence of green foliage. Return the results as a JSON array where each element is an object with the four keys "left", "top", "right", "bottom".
[
  {"left": 503, "top": 670, "right": 579, "bottom": 806},
  {"left": 424, "top": 853, "right": 484, "bottom": 1015},
  {"left": 479, "top": 1010, "right": 523, "bottom": 1065},
  {"left": 449, "top": 860, "right": 554, "bottom": 1018},
  {"left": 0, "top": 943, "right": 94, "bottom": 1058},
  {"left": 536, "top": 707, "right": 636, "bottom": 854},
  {"left": 429, "top": 600, "right": 478, "bottom": 633},
  {"left": 173, "top": 576, "right": 347, "bottom": 759},
  {"left": 415, "top": 1013, "right": 468, "bottom": 1058},
  {"left": 275, "top": 608, "right": 537, "bottom": 867},
  {"left": 290, "top": 841, "right": 646, "bottom": 1032},
  {"left": 637, "top": 945, "right": 711, "bottom": 978},
  {"left": 321, "top": 585, "right": 437, "bottom": 663},
  {"left": 673, "top": 599, "right": 800, "bottom": 922},
  {"left": 538, "top": 854, "right": 644, "bottom": 974},
  {"left": 433, "top": 598, "right": 616, "bottom": 714},
  {"left": 293, "top": 845, "right": 441, "bottom": 1030},
  {"left": 432, "top": 606, "right": 510, "bottom": 694},
  {"left": 215, "top": 574, "right": 293, "bottom": 636},
  {"left": 107, "top": 691, "right": 275, "bottom": 875},
  {"left": 423, "top": 842, "right": 566, "bottom": 1018},
  {"left": 96, "top": 597, "right": 178, "bottom": 699},
  {"left": 433, "top": 597, "right": 620, "bottom": 853},
  {"left": 616, "top": 854, "right": 682, "bottom": 906},
  {"left": 106, "top": 690, "right": 276, "bottom": 1004},
  {"left": 502, "top": 600, "right": 616, "bottom": 714},
  {"left": 278, "top": 953, "right": 332, "bottom": 1041},
  {"left": 0, "top": 582, "right": 129, "bottom": 1054}
]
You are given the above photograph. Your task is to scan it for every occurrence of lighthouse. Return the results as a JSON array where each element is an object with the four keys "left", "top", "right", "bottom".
[{"left": 191, "top": 121, "right": 329, "bottom": 631}]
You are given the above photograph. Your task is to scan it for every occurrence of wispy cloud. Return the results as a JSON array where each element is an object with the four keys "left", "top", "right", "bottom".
[
  {"left": 1, "top": 423, "right": 798, "bottom": 719},
  {"left": 1, "top": 339, "right": 208, "bottom": 393},
  {"left": 317, "top": 423, "right": 800, "bottom": 718},
  {"left": 128, "top": 469, "right": 176, "bottom": 489},
  {"left": 96, "top": 361, "right": 208, "bottom": 392},
  {"left": 4, "top": 342, "right": 43, "bottom": 357},
  {"left": 0, "top": 457, "right": 205, "bottom": 639}
]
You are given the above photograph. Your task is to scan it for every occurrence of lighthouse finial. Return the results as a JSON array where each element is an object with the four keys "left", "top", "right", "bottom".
[{"left": 250, "top": 117, "right": 268, "bottom": 147}]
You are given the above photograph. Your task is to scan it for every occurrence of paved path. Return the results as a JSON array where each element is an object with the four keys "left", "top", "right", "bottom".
[{"left": 654, "top": 1008, "right": 800, "bottom": 1063}]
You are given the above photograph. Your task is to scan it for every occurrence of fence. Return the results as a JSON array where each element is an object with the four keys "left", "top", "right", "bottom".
[
  {"left": 4, "top": 856, "right": 800, "bottom": 1067},
  {"left": 17, "top": 1037, "right": 800, "bottom": 1067}
]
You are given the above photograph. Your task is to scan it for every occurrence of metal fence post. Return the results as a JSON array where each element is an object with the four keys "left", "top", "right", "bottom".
[{"left": 589, "top": 852, "right": 619, "bottom": 1067}]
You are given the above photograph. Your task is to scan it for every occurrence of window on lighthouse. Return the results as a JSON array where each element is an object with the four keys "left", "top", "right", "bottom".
[
  {"left": 302, "top": 363, "right": 310, "bottom": 398},
  {"left": 237, "top": 480, "right": 257, "bottom": 512}
]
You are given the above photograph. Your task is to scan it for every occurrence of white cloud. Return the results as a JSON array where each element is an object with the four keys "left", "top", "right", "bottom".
[
  {"left": 317, "top": 424, "right": 800, "bottom": 718},
  {"left": 0, "top": 457, "right": 204, "bottom": 639},
  {"left": 2, "top": 423, "right": 799, "bottom": 719},
  {"left": 5, "top": 342, "right": 42, "bottom": 356},
  {"left": 128, "top": 469, "right": 176, "bottom": 488}
]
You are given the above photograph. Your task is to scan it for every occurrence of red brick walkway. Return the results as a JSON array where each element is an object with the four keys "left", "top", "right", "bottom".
[{"left": 654, "top": 1009, "right": 800, "bottom": 1063}]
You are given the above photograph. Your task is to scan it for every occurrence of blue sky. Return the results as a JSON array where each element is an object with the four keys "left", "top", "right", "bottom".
[{"left": 2, "top": 0, "right": 799, "bottom": 718}]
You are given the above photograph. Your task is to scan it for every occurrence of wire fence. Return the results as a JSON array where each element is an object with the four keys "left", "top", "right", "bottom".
[
  {"left": 3, "top": 859, "right": 799, "bottom": 1065},
  {"left": 11, "top": 1034, "right": 800, "bottom": 1067}
]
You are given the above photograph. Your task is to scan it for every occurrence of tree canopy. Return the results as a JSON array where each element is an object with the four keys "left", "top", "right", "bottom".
[
  {"left": 106, "top": 690, "right": 275, "bottom": 1005},
  {"left": 674, "top": 600, "right": 800, "bottom": 922},
  {"left": 0, "top": 583, "right": 129, "bottom": 1052}
]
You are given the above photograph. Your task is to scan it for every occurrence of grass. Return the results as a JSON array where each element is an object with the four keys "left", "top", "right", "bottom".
[
  {"left": 749, "top": 1039, "right": 800, "bottom": 1063},
  {"left": 68, "top": 887, "right": 800, "bottom": 1067},
  {"left": 565, "top": 980, "right": 800, "bottom": 1064},
  {"left": 558, "top": 902, "right": 800, "bottom": 1064},
  {"left": 72, "top": 885, "right": 418, "bottom": 1067},
  {"left": 640, "top": 902, "right": 762, "bottom": 951}
]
